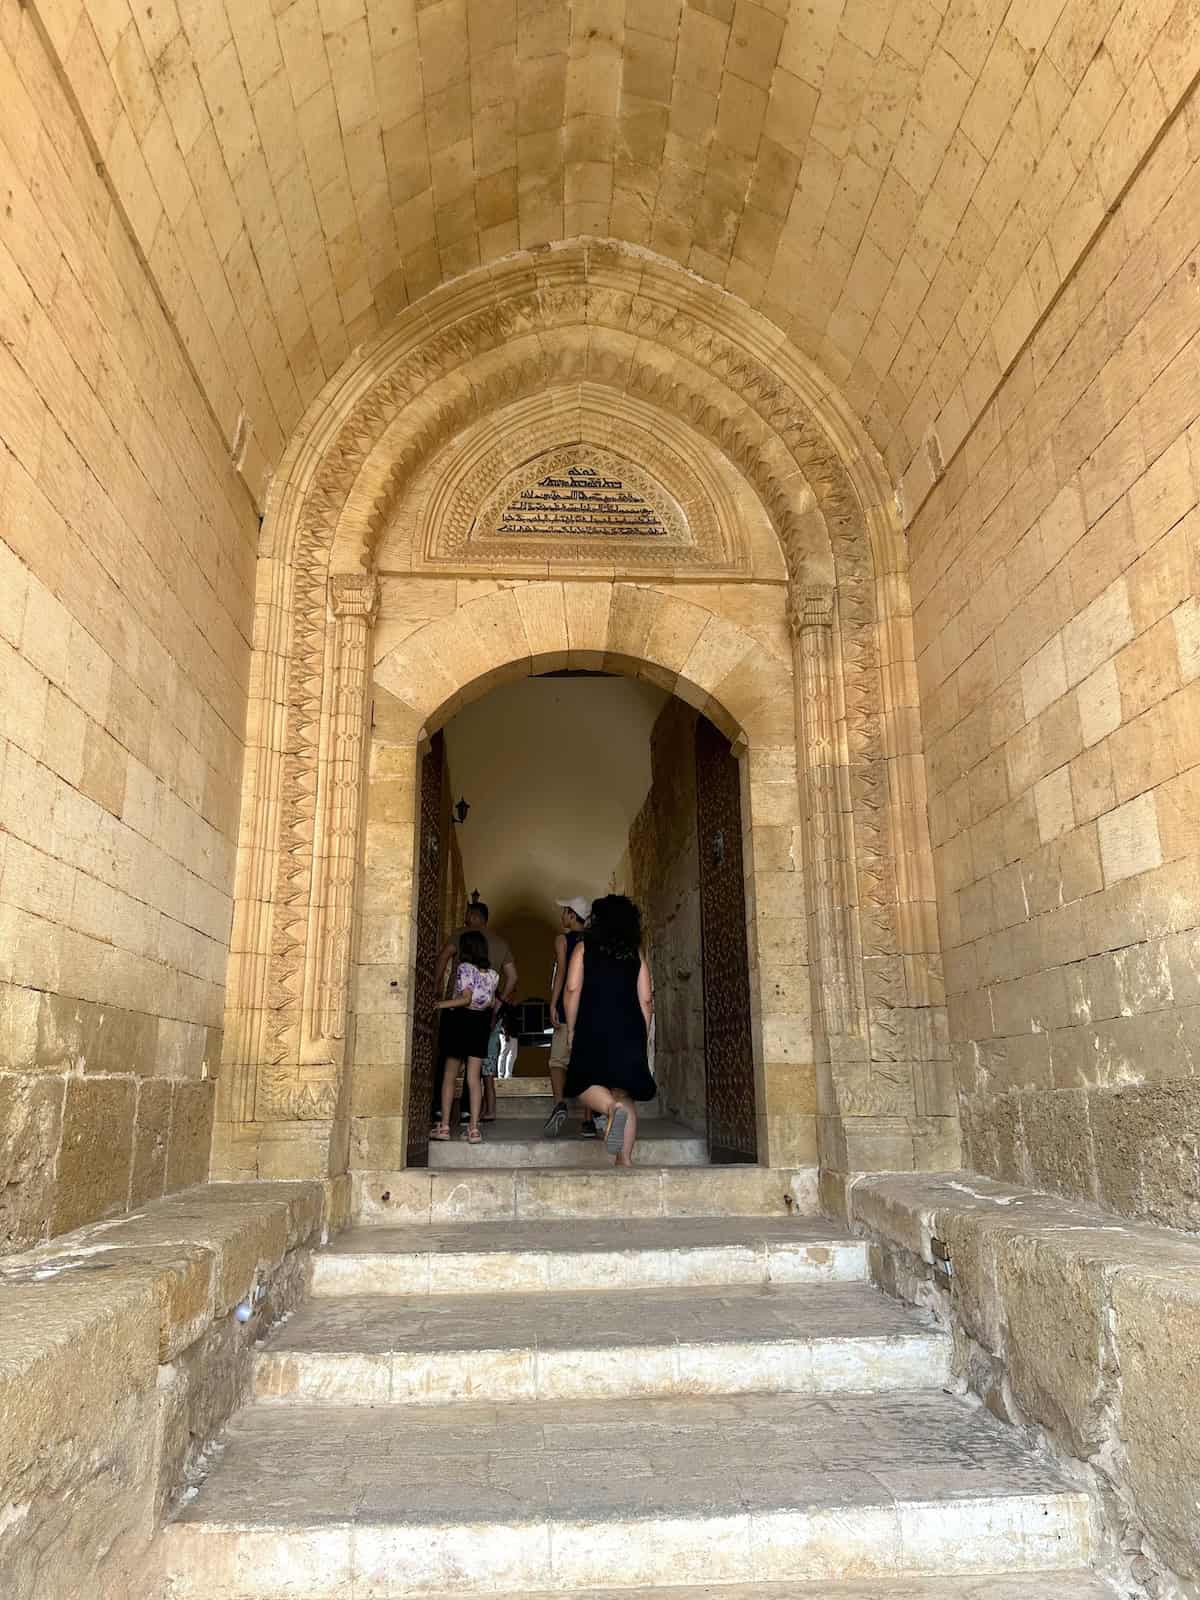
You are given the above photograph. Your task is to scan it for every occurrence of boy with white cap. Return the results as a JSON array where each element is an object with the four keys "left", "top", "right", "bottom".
[{"left": 543, "top": 896, "right": 592, "bottom": 1137}]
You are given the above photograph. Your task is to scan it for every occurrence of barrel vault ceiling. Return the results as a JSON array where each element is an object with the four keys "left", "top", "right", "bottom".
[{"left": 35, "top": 0, "right": 1196, "bottom": 503}]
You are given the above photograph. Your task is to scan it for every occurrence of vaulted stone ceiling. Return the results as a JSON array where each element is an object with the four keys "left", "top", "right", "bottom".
[{"left": 44, "top": 0, "right": 1196, "bottom": 505}]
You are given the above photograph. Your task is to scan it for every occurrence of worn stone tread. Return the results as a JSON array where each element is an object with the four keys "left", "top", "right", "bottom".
[
  {"left": 311, "top": 1218, "right": 866, "bottom": 1297},
  {"left": 325, "top": 1218, "right": 853, "bottom": 1256},
  {"left": 255, "top": 1282, "right": 949, "bottom": 1404},
  {"left": 176, "top": 1390, "right": 1084, "bottom": 1526},
  {"left": 265, "top": 1281, "right": 937, "bottom": 1355},
  {"left": 281, "top": 1581, "right": 1116, "bottom": 1599}
]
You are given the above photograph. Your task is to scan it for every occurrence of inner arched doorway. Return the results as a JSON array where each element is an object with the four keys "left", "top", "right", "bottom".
[
  {"left": 400, "top": 672, "right": 761, "bottom": 1169},
  {"left": 350, "top": 581, "right": 813, "bottom": 1181}
]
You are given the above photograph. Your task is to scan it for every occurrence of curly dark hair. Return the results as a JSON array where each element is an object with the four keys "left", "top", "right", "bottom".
[
  {"left": 458, "top": 930, "right": 493, "bottom": 971},
  {"left": 586, "top": 894, "right": 642, "bottom": 960}
]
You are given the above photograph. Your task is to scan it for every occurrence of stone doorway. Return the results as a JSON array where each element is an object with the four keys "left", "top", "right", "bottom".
[{"left": 395, "top": 671, "right": 762, "bottom": 1170}]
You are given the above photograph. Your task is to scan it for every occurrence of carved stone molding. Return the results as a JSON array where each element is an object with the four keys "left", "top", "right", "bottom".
[
  {"left": 791, "top": 581, "right": 866, "bottom": 1044},
  {"left": 788, "top": 583, "right": 836, "bottom": 633},
  {"left": 311, "top": 574, "right": 378, "bottom": 1048},
  {"left": 329, "top": 573, "right": 380, "bottom": 620}
]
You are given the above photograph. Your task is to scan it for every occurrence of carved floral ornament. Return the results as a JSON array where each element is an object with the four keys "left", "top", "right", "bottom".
[{"left": 230, "top": 243, "right": 915, "bottom": 1125}]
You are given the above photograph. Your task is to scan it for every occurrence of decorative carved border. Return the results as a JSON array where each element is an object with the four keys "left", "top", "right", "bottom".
[{"left": 230, "top": 244, "right": 930, "bottom": 1145}]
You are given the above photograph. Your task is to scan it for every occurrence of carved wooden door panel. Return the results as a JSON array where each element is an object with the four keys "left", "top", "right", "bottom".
[
  {"left": 695, "top": 715, "right": 758, "bottom": 1164},
  {"left": 406, "top": 731, "right": 445, "bottom": 1168}
]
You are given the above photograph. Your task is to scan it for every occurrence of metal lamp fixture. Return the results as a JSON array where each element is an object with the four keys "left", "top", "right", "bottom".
[{"left": 453, "top": 797, "right": 470, "bottom": 824}]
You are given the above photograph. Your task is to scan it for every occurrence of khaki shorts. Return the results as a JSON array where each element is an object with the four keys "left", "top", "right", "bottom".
[{"left": 548, "top": 1022, "right": 571, "bottom": 1073}]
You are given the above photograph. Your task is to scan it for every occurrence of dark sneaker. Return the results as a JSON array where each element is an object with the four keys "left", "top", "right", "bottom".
[
  {"left": 543, "top": 1100, "right": 568, "bottom": 1137},
  {"left": 578, "top": 1116, "right": 599, "bottom": 1138}
]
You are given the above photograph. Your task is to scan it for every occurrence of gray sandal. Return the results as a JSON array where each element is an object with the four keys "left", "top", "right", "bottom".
[{"left": 605, "top": 1105, "right": 628, "bottom": 1154}]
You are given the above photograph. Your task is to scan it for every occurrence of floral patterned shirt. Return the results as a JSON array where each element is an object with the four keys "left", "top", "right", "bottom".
[{"left": 455, "top": 961, "right": 499, "bottom": 1011}]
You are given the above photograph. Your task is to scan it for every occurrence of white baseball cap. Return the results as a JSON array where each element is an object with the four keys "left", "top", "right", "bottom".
[{"left": 556, "top": 896, "right": 592, "bottom": 921}]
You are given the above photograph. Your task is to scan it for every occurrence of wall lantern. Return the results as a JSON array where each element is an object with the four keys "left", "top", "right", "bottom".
[{"left": 453, "top": 797, "right": 471, "bottom": 824}]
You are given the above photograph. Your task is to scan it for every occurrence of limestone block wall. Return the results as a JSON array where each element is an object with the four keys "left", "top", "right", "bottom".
[
  {"left": 911, "top": 80, "right": 1200, "bottom": 1230},
  {"left": 0, "top": 14, "right": 257, "bottom": 1251},
  {"left": 619, "top": 698, "right": 707, "bottom": 1133}
]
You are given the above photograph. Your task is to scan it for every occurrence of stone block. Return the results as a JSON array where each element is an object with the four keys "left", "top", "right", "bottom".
[
  {"left": 1090, "top": 1079, "right": 1200, "bottom": 1232},
  {"left": 997, "top": 1229, "right": 1114, "bottom": 1458},
  {"left": 1021, "top": 1087, "right": 1097, "bottom": 1204},
  {"left": 51, "top": 1075, "right": 136, "bottom": 1235},
  {"left": 1097, "top": 790, "right": 1162, "bottom": 884},
  {"left": 166, "top": 1080, "right": 214, "bottom": 1193},
  {"left": 1112, "top": 1263, "right": 1200, "bottom": 1580},
  {"left": 130, "top": 1076, "right": 172, "bottom": 1206},
  {"left": 0, "top": 1271, "right": 159, "bottom": 1600},
  {"left": 0, "top": 1072, "right": 65, "bottom": 1252},
  {"left": 0, "top": 980, "right": 40, "bottom": 1068}
]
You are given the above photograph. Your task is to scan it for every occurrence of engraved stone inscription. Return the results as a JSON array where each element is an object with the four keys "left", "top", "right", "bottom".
[
  {"left": 464, "top": 445, "right": 692, "bottom": 554},
  {"left": 498, "top": 464, "right": 668, "bottom": 537}
]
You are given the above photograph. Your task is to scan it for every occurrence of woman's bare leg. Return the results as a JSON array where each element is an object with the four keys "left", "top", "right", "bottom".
[
  {"left": 578, "top": 1085, "right": 615, "bottom": 1119},
  {"left": 482, "top": 1076, "right": 497, "bottom": 1120},
  {"left": 439, "top": 1057, "right": 462, "bottom": 1129},
  {"left": 465, "top": 1057, "right": 483, "bottom": 1130},
  {"left": 613, "top": 1091, "right": 638, "bottom": 1166}
]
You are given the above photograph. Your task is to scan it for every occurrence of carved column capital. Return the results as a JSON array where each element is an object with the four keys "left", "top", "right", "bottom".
[
  {"left": 787, "top": 581, "right": 835, "bottom": 636},
  {"left": 329, "top": 572, "right": 379, "bottom": 622}
]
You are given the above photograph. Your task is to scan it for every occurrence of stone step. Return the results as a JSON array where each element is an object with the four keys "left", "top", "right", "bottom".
[
  {"left": 156, "top": 1392, "right": 1094, "bottom": 1598},
  {"left": 269, "top": 1582, "right": 1118, "bottom": 1600},
  {"left": 256, "top": 1282, "right": 949, "bottom": 1406},
  {"left": 428, "top": 1116, "right": 708, "bottom": 1169},
  {"left": 496, "top": 1075, "right": 553, "bottom": 1097},
  {"left": 354, "top": 1164, "right": 819, "bottom": 1225},
  {"left": 311, "top": 1218, "right": 868, "bottom": 1297}
]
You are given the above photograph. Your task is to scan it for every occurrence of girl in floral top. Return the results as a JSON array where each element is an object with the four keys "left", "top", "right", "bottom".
[{"left": 432, "top": 930, "right": 499, "bottom": 1144}]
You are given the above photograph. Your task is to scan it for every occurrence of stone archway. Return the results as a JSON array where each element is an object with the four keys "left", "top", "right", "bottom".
[
  {"left": 214, "top": 241, "right": 955, "bottom": 1190},
  {"left": 352, "top": 583, "right": 801, "bottom": 1174}
]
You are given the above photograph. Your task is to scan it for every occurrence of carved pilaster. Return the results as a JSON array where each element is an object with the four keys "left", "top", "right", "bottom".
[
  {"left": 309, "top": 574, "right": 379, "bottom": 1050},
  {"left": 790, "top": 582, "right": 865, "bottom": 1043}
]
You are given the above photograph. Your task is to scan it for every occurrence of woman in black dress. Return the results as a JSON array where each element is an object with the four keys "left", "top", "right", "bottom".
[{"left": 562, "top": 895, "right": 655, "bottom": 1166}]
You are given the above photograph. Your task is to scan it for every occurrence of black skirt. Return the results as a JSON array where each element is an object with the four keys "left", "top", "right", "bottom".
[
  {"left": 562, "top": 947, "right": 656, "bottom": 1102},
  {"left": 441, "top": 1006, "right": 492, "bottom": 1061}
]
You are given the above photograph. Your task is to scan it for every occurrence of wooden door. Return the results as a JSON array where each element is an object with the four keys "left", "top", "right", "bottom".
[
  {"left": 405, "top": 731, "right": 445, "bottom": 1167},
  {"left": 695, "top": 715, "right": 758, "bottom": 1163}
]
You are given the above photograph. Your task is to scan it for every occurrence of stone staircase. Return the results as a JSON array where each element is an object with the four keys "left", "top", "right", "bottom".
[{"left": 154, "top": 1149, "right": 1113, "bottom": 1600}]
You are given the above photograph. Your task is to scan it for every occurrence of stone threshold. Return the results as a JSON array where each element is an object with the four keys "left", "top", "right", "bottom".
[
  {"left": 354, "top": 1164, "right": 819, "bottom": 1224},
  {"left": 427, "top": 1118, "right": 708, "bottom": 1168}
]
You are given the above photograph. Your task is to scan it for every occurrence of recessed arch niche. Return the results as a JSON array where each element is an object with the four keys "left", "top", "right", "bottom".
[{"left": 214, "top": 239, "right": 955, "bottom": 1195}]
